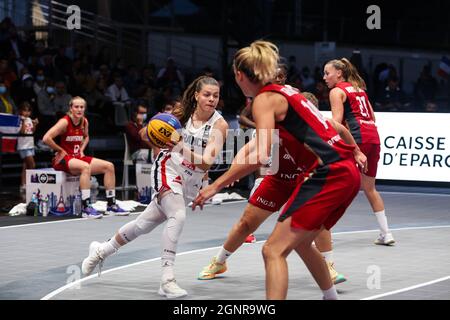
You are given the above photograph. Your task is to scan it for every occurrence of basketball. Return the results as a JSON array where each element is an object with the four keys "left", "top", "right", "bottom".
[{"left": 146, "top": 113, "right": 182, "bottom": 148}]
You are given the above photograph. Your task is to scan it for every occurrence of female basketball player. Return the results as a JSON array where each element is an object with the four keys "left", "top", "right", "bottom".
[
  {"left": 323, "top": 58, "right": 395, "bottom": 246},
  {"left": 81, "top": 76, "right": 228, "bottom": 299},
  {"left": 43, "top": 97, "right": 128, "bottom": 219},
  {"left": 193, "top": 41, "right": 366, "bottom": 300}
]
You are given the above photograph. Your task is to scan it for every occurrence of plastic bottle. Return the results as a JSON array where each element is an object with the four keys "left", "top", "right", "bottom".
[
  {"left": 42, "top": 196, "right": 49, "bottom": 217},
  {"left": 73, "top": 194, "right": 82, "bottom": 217}
]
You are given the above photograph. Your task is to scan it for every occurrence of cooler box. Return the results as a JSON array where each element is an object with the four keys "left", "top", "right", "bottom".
[
  {"left": 26, "top": 168, "right": 80, "bottom": 215},
  {"left": 136, "top": 163, "right": 152, "bottom": 204}
]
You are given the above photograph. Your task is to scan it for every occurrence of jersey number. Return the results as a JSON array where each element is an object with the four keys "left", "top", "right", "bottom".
[
  {"left": 301, "top": 100, "right": 329, "bottom": 130},
  {"left": 74, "top": 145, "right": 80, "bottom": 155},
  {"left": 356, "top": 96, "right": 370, "bottom": 118}
]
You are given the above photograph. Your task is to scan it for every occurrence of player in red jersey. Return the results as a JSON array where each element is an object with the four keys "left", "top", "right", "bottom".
[
  {"left": 43, "top": 97, "right": 128, "bottom": 218},
  {"left": 193, "top": 41, "right": 367, "bottom": 300},
  {"left": 324, "top": 58, "right": 395, "bottom": 246}
]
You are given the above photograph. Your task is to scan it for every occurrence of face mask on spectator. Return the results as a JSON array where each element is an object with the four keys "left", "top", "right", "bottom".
[
  {"left": 0, "top": 86, "right": 7, "bottom": 95},
  {"left": 37, "top": 75, "right": 45, "bottom": 82},
  {"left": 142, "top": 114, "right": 148, "bottom": 122},
  {"left": 46, "top": 86, "right": 55, "bottom": 94}
]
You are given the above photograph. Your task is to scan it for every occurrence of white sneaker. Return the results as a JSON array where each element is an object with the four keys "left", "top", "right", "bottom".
[
  {"left": 158, "top": 279, "right": 188, "bottom": 299},
  {"left": 374, "top": 233, "right": 395, "bottom": 246},
  {"left": 81, "top": 241, "right": 105, "bottom": 276}
]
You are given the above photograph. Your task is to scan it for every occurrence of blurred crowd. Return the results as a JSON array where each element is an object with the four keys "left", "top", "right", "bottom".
[{"left": 0, "top": 16, "right": 448, "bottom": 148}]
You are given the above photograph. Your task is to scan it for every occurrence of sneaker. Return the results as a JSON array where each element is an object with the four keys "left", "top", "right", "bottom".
[
  {"left": 81, "top": 241, "right": 105, "bottom": 276},
  {"left": 374, "top": 233, "right": 395, "bottom": 246},
  {"left": 158, "top": 279, "right": 187, "bottom": 299},
  {"left": 245, "top": 234, "right": 256, "bottom": 243},
  {"left": 82, "top": 205, "right": 102, "bottom": 219},
  {"left": 105, "top": 204, "right": 130, "bottom": 216},
  {"left": 198, "top": 257, "right": 227, "bottom": 280},
  {"left": 327, "top": 261, "right": 347, "bottom": 285}
]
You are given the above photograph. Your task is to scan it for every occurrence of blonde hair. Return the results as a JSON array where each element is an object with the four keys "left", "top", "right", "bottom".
[
  {"left": 233, "top": 40, "right": 280, "bottom": 84},
  {"left": 173, "top": 76, "right": 220, "bottom": 127},
  {"left": 327, "top": 58, "right": 367, "bottom": 90}
]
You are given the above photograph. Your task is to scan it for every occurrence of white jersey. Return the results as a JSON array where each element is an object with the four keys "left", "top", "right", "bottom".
[{"left": 151, "top": 111, "right": 223, "bottom": 204}]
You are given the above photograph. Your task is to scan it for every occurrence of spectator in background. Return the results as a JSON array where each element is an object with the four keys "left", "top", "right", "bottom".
[
  {"left": 375, "top": 77, "right": 410, "bottom": 112},
  {"left": 12, "top": 73, "right": 38, "bottom": 112},
  {"left": 423, "top": 101, "right": 439, "bottom": 113},
  {"left": 17, "top": 102, "right": 38, "bottom": 191},
  {"left": 300, "top": 66, "right": 315, "bottom": 92},
  {"left": 415, "top": 65, "right": 438, "bottom": 109},
  {"left": 138, "top": 86, "right": 158, "bottom": 118},
  {"left": 350, "top": 50, "right": 369, "bottom": 91},
  {"left": 157, "top": 57, "right": 185, "bottom": 96},
  {"left": 33, "top": 68, "right": 47, "bottom": 95},
  {"left": 287, "top": 55, "right": 300, "bottom": 84},
  {"left": 53, "top": 81, "right": 72, "bottom": 118},
  {"left": 0, "top": 58, "right": 17, "bottom": 89},
  {"left": 0, "top": 78, "right": 16, "bottom": 113},
  {"left": 106, "top": 75, "right": 131, "bottom": 104},
  {"left": 315, "top": 80, "right": 330, "bottom": 110},
  {"left": 124, "top": 103, "right": 154, "bottom": 163}
]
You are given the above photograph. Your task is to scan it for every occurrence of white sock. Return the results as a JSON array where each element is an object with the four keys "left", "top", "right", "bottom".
[
  {"left": 161, "top": 261, "right": 175, "bottom": 282},
  {"left": 374, "top": 210, "right": 389, "bottom": 235},
  {"left": 322, "top": 286, "right": 338, "bottom": 300},
  {"left": 81, "top": 189, "right": 90, "bottom": 201},
  {"left": 216, "top": 247, "right": 233, "bottom": 264},
  {"left": 321, "top": 250, "right": 334, "bottom": 264},
  {"left": 106, "top": 189, "right": 116, "bottom": 198},
  {"left": 100, "top": 238, "right": 120, "bottom": 258}
]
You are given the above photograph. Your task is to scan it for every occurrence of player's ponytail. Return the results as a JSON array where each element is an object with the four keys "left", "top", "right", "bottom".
[
  {"left": 327, "top": 58, "right": 367, "bottom": 91},
  {"left": 176, "top": 76, "right": 220, "bottom": 127},
  {"left": 233, "top": 40, "right": 280, "bottom": 84}
]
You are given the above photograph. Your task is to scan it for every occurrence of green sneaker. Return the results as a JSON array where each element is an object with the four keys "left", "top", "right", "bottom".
[
  {"left": 327, "top": 261, "right": 347, "bottom": 285},
  {"left": 198, "top": 257, "right": 227, "bottom": 280}
]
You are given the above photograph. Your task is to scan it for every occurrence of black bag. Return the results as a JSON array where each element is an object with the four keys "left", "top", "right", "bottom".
[{"left": 26, "top": 202, "right": 36, "bottom": 216}]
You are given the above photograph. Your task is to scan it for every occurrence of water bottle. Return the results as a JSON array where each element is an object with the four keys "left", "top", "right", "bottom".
[
  {"left": 42, "top": 196, "right": 49, "bottom": 217},
  {"left": 73, "top": 194, "right": 82, "bottom": 217},
  {"left": 31, "top": 192, "right": 39, "bottom": 216}
]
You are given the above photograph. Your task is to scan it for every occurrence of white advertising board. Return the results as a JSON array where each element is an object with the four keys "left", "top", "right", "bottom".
[{"left": 321, "top": 112, "right": 450, "bottom": 183}]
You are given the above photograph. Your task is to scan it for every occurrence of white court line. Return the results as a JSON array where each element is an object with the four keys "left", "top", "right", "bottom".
[
  {"left": 361, "top": 276, "right": 450, "bottom": 300},
  {"left": 0, "top": 200, "right": 248, "bottom": 230},
  {"left": 41, "top": 224, "right": 450, "bottom": 300}
]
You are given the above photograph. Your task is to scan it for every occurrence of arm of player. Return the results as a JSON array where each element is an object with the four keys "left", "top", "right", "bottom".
[
  {"left": 43, "top": 118, "right": 69, "bottom": 162},
  {"left": 175, "top": 119, "right": 229, "bottom": 172},
  {"left": 192, "top": 93, "right": 275, "bottom": 210},
  {"left": 328, "top": 118, "right": 368, "bottom": 173},
  {"left": 80, "top": 119, "right": 89, "bottom": 157},
  {"left": 329, "top": 88, "right": 346, "bottom": 124}
]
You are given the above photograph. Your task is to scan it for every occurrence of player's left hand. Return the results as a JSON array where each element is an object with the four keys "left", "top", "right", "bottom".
[
  {"left": 354, "top": 150, "right": 368, "bottom": 174},
  {"left": 192, "top": 183, "right": 220, "bottom": 211}
]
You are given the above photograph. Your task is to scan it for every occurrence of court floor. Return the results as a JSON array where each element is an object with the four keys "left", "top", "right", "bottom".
[{"left": 0, "top": 190, "right": 449, "bottom": 300}]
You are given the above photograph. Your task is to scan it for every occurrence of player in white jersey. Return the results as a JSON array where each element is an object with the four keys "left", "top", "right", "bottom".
[{"left": 81, "top": 76, "right": 228, "bottom": 298}]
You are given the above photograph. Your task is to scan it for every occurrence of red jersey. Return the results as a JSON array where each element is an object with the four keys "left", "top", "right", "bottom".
[
  {"left": 258, "top": 84, "right": 355, "bottom": 172},
  {"left": 273, "top": 126, "right": 318, "bottom": 180},
  {"left": 335, "top": 82, "right": 380, "bottom": 145},
  {"left": 58, "top": 115, "right": 87, "bottom": 156}
]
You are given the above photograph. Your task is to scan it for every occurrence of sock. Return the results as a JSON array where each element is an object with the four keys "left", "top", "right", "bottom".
[
  {"left": 374, "top": 210, "right": 389, "bottom": 235},
  {"left": 161, "top": 261, "right": 175, "bottom": 283},
  {"left": 106, "top": 189, "right": 116, "bottom": 207},
  {"left": 100, "top": 238, "right": 121, "bottom": 258},
  {"left": 216, "top": 247, "right": 233, "bottom": 264},
  {"left": 81, "top": 189, "right": 90, "bottom": 207},
  {"left": 322, "top": 286, "right": 338, "bottom": 300},
  {"left": 321, "top": 250, "right": 334, "bottom": 264}
]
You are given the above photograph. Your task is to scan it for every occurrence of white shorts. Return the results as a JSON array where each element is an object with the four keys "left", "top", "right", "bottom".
[{"left": 151, "top": 150, "right": 205, "bottom": 205}]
